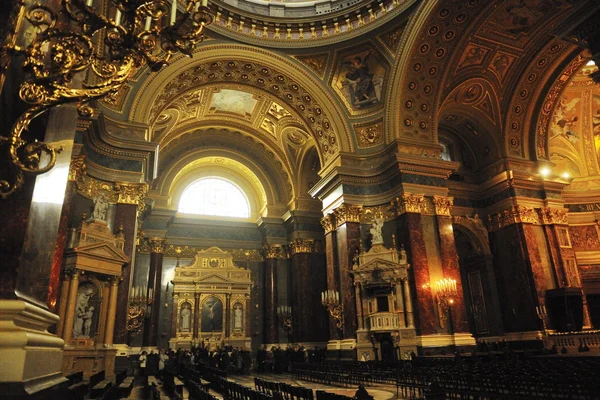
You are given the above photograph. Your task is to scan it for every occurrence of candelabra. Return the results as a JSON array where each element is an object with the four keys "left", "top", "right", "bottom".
[
  {"left": 321, "top": 290, "right": 343, "bottom": 329},
  {"left": 0, "top": 0, "right": 213, "bottom": 198},
  {"left": 277, "top": 305, "right": 293, "bottom": 333},
  {"left": 536, "top": 304, "right": 548, "bottom": 334},
  {"left": 433, "top": 278, "right": 458, "bottom": 330},
  {"left": 126, "top": 285, "right": 153, "bottom": 336}
]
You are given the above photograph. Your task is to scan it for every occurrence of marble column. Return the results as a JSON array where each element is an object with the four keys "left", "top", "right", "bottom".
[
  {"left": 105, "top": 276, "right": 119, "bottom": 346},
  {"left": 395, "top": 281, "right": 405, "bottom": 328},
  {"left": 97, "top": 281, "right": 111, "bottom": 345},
  {"left": 143, "top": 238, "right": 167, "bottom": 347},
  {"left": 262, "top": 245, "right": 280, "bottom": 345},
  {"left": 393, "top": 195, "right": 437, "bottom": 335},
  {"left": 321, "top": 214, "right": 339, "bottom": 340},
  {"left": 193, "top": 292, "right": 200, "bottom": 339},
  {"left": 62, "top": 270, "right": 81, "bottom": 344},
  {"left": 225, "top": 293, "right": 231, "bottom": 338},
  {"left": 113, "top": 183, "right": 146, "bottom": 345},
  {"left": 333, "top": 204, "right": 361, "bottom": 340},
  {"left": 56, "top": 271, "right": 72, "bottom": 337},
  {"left": 403, "top": 279, "right": 415, "bottom": 328},
  {"left": 433, "top": 196, "right": 469, "bottom": 334}
]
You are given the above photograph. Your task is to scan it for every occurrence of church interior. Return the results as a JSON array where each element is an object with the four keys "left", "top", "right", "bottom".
[{"left": 2, "top": 0, "right": 600, "bottom": 398}]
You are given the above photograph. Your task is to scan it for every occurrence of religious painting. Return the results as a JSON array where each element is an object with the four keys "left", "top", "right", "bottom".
[
  {"left": 232, "top": 302, "right": 243, "bottom": 332},
  {"left": 72, "top": 281, "right": 100, "bottom": 339},
  {"left": 333, "top": 48, "right": 386, "bottom": 113},
  {"left": 208, "top": 89, "right": 258, "bottom": 117},
  {"left": 593, "top": 95, "right": 600, "bottom": 166},
  {"left": 201, "top": 296, "right": 223, "bottom": 332},
  {"left": 179, "top": 302, "right": 192, "bottom": 332},
  {"left": 488, "top": 0, "right": 572, "bottom": 37}
]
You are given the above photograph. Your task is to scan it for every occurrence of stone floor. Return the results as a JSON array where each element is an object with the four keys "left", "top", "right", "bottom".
[{"left": 126, "top": 373, "right": 399, "bottom": 400}]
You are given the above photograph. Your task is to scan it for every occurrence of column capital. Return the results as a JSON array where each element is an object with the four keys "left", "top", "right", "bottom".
[
  {"left": 109, "top": 275, "right": 120, "bottom": 285},
  {"left": 115, "top": 182, "right": 148, "bottom": 209},
  {"left": 262, "top": 244, "right": 287, "bottom": 259},
  {"left": 392, "top": 193, "right": 425, "bottom": 215},
  {"left": 539, "top": 207, "right": 568, "bottom": 225},
  {"left": 487, "top": 205, "right": 541, "bottom": 231},
  {"left": 432, "top": 195, "right": 454, "bottom": 216},
  {"left": 289, "top": 239, "right": 315, "bottom": 255},
  {"left": 148, "top": 237, "right": 168, "bottom": 253},
  {"left": 320, "top": 214, "right": 335, "bottom": 234},
  {"left": 333, "top": 204, "right": 361, "bottom": 227},
  {"left": 66, "top": 268, "right": 81, "bottom": 279}
]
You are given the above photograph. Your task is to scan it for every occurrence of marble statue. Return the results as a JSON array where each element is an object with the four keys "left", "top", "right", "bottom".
[
  {"left": 234, "top": 305, "right": 243, "bottom": 329},
  {"left": 73, "top": 287, "right": 93, "bottom": 338},
  {"left": 92, "top": 193, "right": 109, "bottom": 221},
  {"left": 370, "top": 218, "right": 384, "bottom": 245},
  {"left": 180, "top": 306, "right": 191, "bottom": 331}
]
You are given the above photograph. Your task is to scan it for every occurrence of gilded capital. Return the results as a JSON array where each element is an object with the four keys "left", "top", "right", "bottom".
[
  {"left": 320, "top": 214, "right": 335, "bottom": 234},
  {"left": 487, "top": 205, "right": 541, "bottom": 231},
  {"left": 539, "top": 207, "right": 568, "bottom": 225},
  {"left": 148, "top": 238, "right": 168, "bottom": 253},
  {"left": 393, "top": 193, "right": 425, "bottom": 215},
  {"left": 289, "top": 239, "right": 315, "bottom": 255},
  {"left": 68, "top": 155, "right": 86, "bottom": 182},
  {"left": 432, "top": 195, "right": 453, "bottom": 216},
  {"left": 115, "top": 182, "right": 148, "bottom": 210},
  {"left": 262, "top": 244, "right": 285, "bottom": 259},
  {"left": 333, "top": 204, "right": 361, "bottom": 227}
]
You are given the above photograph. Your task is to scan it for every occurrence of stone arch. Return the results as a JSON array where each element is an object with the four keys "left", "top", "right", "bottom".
[{"left": 128, "top": 43, "right": 353, "bottom": 170}]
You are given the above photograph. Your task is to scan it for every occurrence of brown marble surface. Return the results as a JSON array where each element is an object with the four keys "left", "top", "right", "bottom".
[
  {"left": 437, "top": 216, "right": 469, "bottom": 334},
  {"left": 113, "top": 203, "right": 138, "bottom": 344},
  {"left": 335, "top": 223, "right": 359, "bottom": 339},
  {"left": 264, "top": 257, "right": 278, "bottom": 344},
  {"left": 324, "top": 231, "right": 340, "bottom": 339},
  {"left": 544, "top": 225, "right": 567, "bottom": 287},
  {"left": 397, "top": 213, "right": 437, "bottom": 335},
  {"left": 570, "top": 225, "right": 600, "bottom": 251}
]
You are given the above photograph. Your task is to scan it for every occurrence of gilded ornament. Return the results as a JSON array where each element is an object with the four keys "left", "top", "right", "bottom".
[
  {"left": 68, "top": 155, "right": 86, "bottom": 182},
  {"left": 357, "top": 123, "right": 383, "bottom": 148},
  {"left": 540, "top": 207, "right": 568, "bottom": 225},
  {"left": 115, "top": 182, "right": 148, "bottom": 211},
  {"left": 333, "top": 204, "right": 362, "bottom": 226},
  {"left": 148, "top": 238, "right": 167, "bottom": 254},
  {"left": 432, "top": 196, "right": 453, "bottom": 216},
  {"left": 289, "top": 239, "right": 314, "bottom": 255},
  {"left": 393, "top": 194, "right": 425, "bottom": 215},
  {"left": 262, "top": 244, "right": 285, "bottom": 259},
  {"left": 320, "top": 214, "right": 335, "bottom": 234}
]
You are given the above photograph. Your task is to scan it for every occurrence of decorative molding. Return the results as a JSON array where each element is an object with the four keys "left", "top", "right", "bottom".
[
  {"left": 361, "top": 204, "right": 395, "bottom": 223},
  {"left": 539, "top": 207, "right": 568, "bottom": 225},
  {"left": 392, "top": 194, "right": 425, "bottom": 215},
  {"left": 115, "top": 182, "right": 148, "bottom": 212},
  {"left": 68, "top": 155, "right": 87, "bottom": 182},
  {"left": 289, "top": 239, "right": 315, "bottom": 255},
  {"left": 487, "top": 206, "right": 542, "bottom": 232},
  {"left": 139, "top": 244, "right": 264, "bottom": 262},
  {"left": 262, "top": 244, "right": 287, "bottom": 259},
  {"left": 333, "top": 204, "right": 362, "bottom": 226},
  {"left": 432, "top": 195, "right": 453, "bottom": 216},
  {"left": 356, "top": 122, "right": 384, "bottom": 148}
]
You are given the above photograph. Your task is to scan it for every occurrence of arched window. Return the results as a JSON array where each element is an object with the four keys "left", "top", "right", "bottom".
[{"left": 179, "top": 178, "right": 250, "bottom": 218}]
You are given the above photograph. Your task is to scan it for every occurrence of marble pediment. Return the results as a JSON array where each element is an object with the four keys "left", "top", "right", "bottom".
[{"left": 64, "top": 242, "right": 129, "bottom": 275}]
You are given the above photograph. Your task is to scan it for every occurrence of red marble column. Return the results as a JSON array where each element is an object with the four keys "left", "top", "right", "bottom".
[
  {"left": 333, "top": 205, "right": 361, "bottom": 340},
  {"left": 113, "top": 201, "right": 139, "bottom": 344},
  {"left": 395, "top": 211, "right": 437, "bottom": 335},
  {"left": 321, "top": 215, "right": 339, "bottom": 340},
  {"left": 143, "top": 238, "right": 166, "bottom": 347},
  {"left": 436, "top": 214, "right": 469, "bottom": 334},
  {"left": 263, "top": 247, "right": 279, "bottom": 345}
]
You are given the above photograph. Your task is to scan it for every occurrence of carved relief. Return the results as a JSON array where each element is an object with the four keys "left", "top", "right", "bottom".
[
  {"left": 487, "top": 206, "right": 542, "bottom": 231},
  {"left": 569, "top": 225, "right": 600, "bottom": 251},
  {"left": 289, "top": 239, "right": 315, "bottom": 255},
  {"left": 456, "top": 43, "right": 491, "bottom": 70},
  {"left": 392, "top": 194, "right": 425, "bottom": 215},
  {"left": 539, "top": 207, "right": 568, "bottom": 225},
  {"left": 293, "top": 54, "right": 329, "bottom": 78},
  {"left": 432, "top": 196, "right": 453, "bottom": 216},
  {"left": 356, "top": 122, "right": 383, "bottom": 148},
  {"left": 320, "top": 214, "right": 335, "bottom": 234},
  {"left": 333, "top": 204, "right": 362, "bottom": 226}
]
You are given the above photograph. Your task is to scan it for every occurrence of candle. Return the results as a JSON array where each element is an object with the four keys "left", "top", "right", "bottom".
[
  {"left": 170, "top": 0, "right": 177, "bottom": 26},
  {"left": 145, "top": 16, "right": 152, "bottom": 31},
  {"left": 115, "top": 9, "right": 122, "bottom": 26}
]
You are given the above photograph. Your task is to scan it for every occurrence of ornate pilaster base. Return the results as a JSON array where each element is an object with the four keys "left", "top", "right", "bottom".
[{"left": 0, "top": 300, "right": 68, "bottom": 399}]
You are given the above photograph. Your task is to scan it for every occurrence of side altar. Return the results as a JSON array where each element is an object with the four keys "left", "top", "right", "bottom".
[{"left": 170, "top": 247, "right": 253, "bottom": 350}]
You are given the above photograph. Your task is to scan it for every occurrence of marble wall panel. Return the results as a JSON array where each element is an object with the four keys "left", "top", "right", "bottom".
[
  {"left": 324, "top": 232, "right": 340, "bottom": 338},
  {"left": 335, "top": 223, "right": 359, "bottom": 339},
  {"left": 264, "top": 257, "right": 278, "bottom": 345},
  {"left": 570, "top": 225, "right": 600, "bottom": 251}
]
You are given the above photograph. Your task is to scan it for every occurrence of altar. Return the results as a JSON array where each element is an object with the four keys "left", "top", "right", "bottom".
[{"left": 169, "top": 247, "right": 253, "bottom": 350}]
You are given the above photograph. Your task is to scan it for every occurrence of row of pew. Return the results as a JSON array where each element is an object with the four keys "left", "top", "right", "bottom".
[
  {"left": 66, "top": 369, "right": 134, "bottom": 400},
  {"left": 254, "top": 377, "right": 314, "bottom": 400}
]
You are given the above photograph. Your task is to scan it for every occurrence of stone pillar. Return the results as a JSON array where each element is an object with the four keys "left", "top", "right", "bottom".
[
  {"left": 62, "top": 270, "right": 81, "bottom": 344},
  {"left": 143, "top": 238, "right": 166, "bottom": 347},
  {"left": 395, "top": 281, "right": 405, "bottom": 328},
  {"left": 97, "top": 281, "right": 111, "bottom": 344},
  {"left": 56, "top": 271, "right": 72, "bottom": 337},
  {"left": 262, "top": 245, "right": 280, "bottom": 345},
  {"left": 105, "top": 276, "right": 119, "bottom": 346},
  {"left": 113, "top": 183, "right": 146, "bottom": 345},
  {"left": 332, "top": 204, "right": 361, "bottom": 340},
  {"left": 225, "top": 293, "right": 231, "bottom": 338},
  {"left": 433, "top": 196, "right": 469, "bottom": 334},
  {"left": 321, "top": 214, "right": 339, "bottom": 340},
  {"left": 193, "top": 292, "right": 200, "bottom": 339},
  {"left": 393, "top": 195, "right": 437, "bottom": 335}
]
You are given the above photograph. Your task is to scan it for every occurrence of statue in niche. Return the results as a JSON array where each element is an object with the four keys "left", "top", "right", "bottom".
[
  {"left": 73, "top": 285, "right": 95, "bottom": 338},
  {"left": 180, "top": 303, "right": 191, "bottom": 331},
  {"left": 233, "top": 304, "right": 243, "bottom": 330},
  {"left": 92, "top": 192, "right": 109, "bottom": 221},
  {"left": 370, "top": 218, "right": 384, "bottom": 245}
]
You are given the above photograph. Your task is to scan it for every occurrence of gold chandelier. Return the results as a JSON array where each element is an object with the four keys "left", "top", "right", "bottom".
[{"left": 0, "top": 0, "right": 212, "bottom": 198}]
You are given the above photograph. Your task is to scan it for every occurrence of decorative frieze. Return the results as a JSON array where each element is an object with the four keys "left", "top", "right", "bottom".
[
  {"left": 320, "top": 214, "right": 335, "bottom": 234},
  {"left": 262, "top": 244, "right": 287, "bottom": 259},
  {"left": 289, "top": 239, "right": 315, "bottom": 255},
  {"left": 539, "top": 207, "right": 568, "bottom": 225},
  {"left": 432, "top": 195, "right": 453, "bottom": 216},
  {"left": 148, "top": 238, "right": 168, "bottom": 254},
  {"left": 137, "top": 244, "right": 265, "bottom": 262},
  {"left": 487, "top": 206, "right": 542, "bottom": 231},
  {"left": 333, "top": 204, "right": 362, "bottom": 227},
  {"left": 392, "top": 194, "right": 425, "bottom": 215}
]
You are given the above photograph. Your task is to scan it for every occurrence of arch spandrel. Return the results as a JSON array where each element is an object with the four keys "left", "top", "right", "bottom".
[{"left": 128, "top": 43, "right": 353, "bottom": 170}]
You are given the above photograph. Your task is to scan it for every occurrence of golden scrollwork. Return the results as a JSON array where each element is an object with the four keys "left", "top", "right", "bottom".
[
  {"left": 487, "top": 206, "right": 542, "bottom": 231},
  {"left": 148, "top": 237, "right": 168, "bottom": 254},
  {"left": 68, "top": 155, "right": 86, "bottom": 182},
  {"left": 432, "top": 195, "right": 454, "bottom": 216},
  {"left": 320, "top": 214, "right": 335, "bottom": 234},
  {"left": 393, "top": 194, "right": 426, "bottom": 215},
  {"left": 115, "top": 182, "right": 148, "bottom": 213},
  {"left": 539, "top": 207, "right": 568, "bottom": 225},
  {"left": 333, "top": 204, "right": 362, "bottom": 227},
  {"left": 289, "top": 239, "right": 315, "bottom": 255},
  {"left": 361, "top": 204, "right": 395, "bottom": 223},
  {"left": 262, "top": 244, "right": 286, "bottom": 259},
  {"left": 356, "top": 122, "right": 383, "bottom": 148}
]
